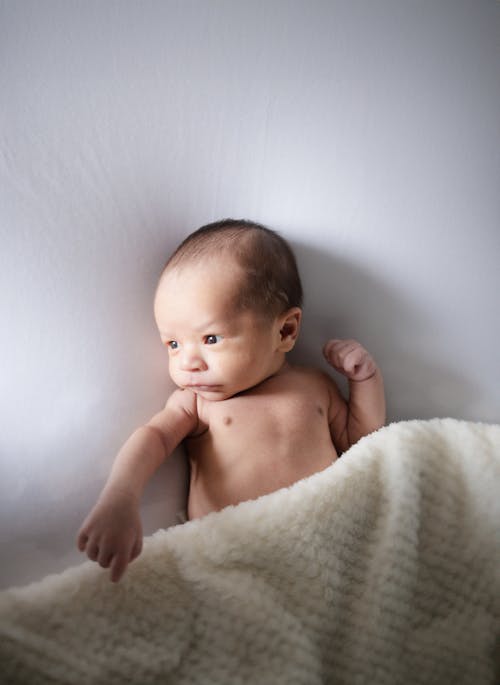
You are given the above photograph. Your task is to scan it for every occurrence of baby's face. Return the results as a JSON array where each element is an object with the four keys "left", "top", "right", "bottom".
[{"left": 154, "top": 257, "right": 286, "bottom": 401}]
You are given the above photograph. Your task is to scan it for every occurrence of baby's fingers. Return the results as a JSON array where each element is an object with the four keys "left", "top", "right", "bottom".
[
  {"left": 323, "top": 339, "right": 346, "bottom": 358},
  {"left": 77, "top": 526, "right": 102, "bottom": 561},
  {"left": 109, "top": 553, "right": 130, "bottom": 583},
  {"left": 323, "top": 340, "right": 344, "bottom": 366},
  {"left": 77, "top": 519, "right": 98, "bottom": 553},
  {"left": 108, "top": 537, "right": 142, "bottom": 582},
  {"left": 324, "top": 339, "right": 359, "bottom": 369},
  {"left": 130, "top": 536, "right": 143, "bottom": 562},
  {"left": 76, "top": 530, "right": 88, "bottom": 552},
  {"left": 87, "top": 542, "right": 101, "bottom": 562},
  {"left": 97, "top": 543, "right": 116, "bottom": 569},
  {"left": 343, "top": 347, "right": 366, "bottom": 375},
  {"left": 345, "top": 349, "right": 377, "bottom": 381}
]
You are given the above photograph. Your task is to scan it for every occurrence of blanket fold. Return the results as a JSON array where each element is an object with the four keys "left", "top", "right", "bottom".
[{"left": 1, "top": 419, "right": 499, "bottom": 684}]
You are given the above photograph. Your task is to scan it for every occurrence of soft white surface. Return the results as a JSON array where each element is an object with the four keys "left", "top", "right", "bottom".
[
  {"left": 1, "top": 419, "right": 499, "bottom": 684},
  {"left": 1, "top": 1, "right": 499, "bottom": 589}
]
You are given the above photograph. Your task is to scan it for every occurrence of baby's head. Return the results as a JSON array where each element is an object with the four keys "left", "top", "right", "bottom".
[
  {"left": 154, "top": 219, "right": 303, "bottom": 400},
  {"left": 160, "top": 218, "right": 303, "bottom": 317}
]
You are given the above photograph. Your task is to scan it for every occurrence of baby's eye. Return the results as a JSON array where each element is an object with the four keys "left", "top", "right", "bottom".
[
  {"left": 166, "top": 340, "right": 179, "bottom": 350},
  {"left": 204, "top": 335, "right": 223, "bottom": 345}
]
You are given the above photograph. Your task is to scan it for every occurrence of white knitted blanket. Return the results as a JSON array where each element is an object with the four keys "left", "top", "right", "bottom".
[{"left": 1, "top": 419, "right": 499, "bottom": 685}]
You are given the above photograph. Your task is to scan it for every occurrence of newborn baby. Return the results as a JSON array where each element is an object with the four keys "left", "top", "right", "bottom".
[{"left": 78, "top": 219, "right": 385, "bottom": 581}]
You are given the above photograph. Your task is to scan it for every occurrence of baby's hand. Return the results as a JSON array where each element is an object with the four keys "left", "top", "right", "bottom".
[
  {"left": 77, "top": 489, "right": 143, "bottom": 583},
  {"left": 323, "top": 339, "right": 378, "bottom": 382}
]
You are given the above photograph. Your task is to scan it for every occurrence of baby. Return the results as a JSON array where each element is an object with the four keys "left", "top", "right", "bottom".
[{"left": 77, "top": 219, "right": 385, "bottom": 582}]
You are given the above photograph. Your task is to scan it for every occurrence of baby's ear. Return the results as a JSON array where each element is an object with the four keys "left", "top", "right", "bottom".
[{"left": 278, "top": 307, "right": 302, "bottom": 352}]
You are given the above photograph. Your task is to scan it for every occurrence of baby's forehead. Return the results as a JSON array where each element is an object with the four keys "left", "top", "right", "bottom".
[
  {"left": 155, "top": 256, "right": 245, "bottom": 312},
  {"left": 154, "top": 260, "right": 277, "bottom": 334},
  {"left": 160, "top": 255, "right": 243, "bottom": 288}
]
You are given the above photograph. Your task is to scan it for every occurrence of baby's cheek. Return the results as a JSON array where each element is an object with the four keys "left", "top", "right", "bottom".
[
  {"left": 168, "top": 361, "right": 179, "bottom": 381},
  {"left": 222, "top": 358, "right": 245, "bottom": 383}
]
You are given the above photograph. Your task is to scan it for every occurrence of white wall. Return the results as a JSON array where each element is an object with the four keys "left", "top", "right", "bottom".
[{"left": 1, "top": 0, "right": 499, "bottom": 589}]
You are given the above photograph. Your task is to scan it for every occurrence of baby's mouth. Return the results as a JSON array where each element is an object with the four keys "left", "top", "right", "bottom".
[{"left": 185, "top": 383, "right": 221, "bottom": 391}]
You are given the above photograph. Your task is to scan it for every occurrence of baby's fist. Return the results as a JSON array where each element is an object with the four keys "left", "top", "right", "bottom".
[{"left": 323, "top": 339, "right": 378, "bottom": 382}]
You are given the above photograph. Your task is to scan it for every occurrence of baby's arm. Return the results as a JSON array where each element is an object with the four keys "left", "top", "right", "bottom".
[
  {"left": 77, "top": 389, "right": 197, "bottom": 582},
  {"left": 323, "top": 339, "right": 385, "bottom": 451}
]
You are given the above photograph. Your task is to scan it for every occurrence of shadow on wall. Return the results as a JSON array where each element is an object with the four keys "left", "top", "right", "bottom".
[{"left": 290, "top": 242, "right": 478, "bottom": 423}]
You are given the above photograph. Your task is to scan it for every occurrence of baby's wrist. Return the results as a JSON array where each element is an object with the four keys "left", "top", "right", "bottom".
[
  {"left": 101, "top": 482, "right": 140, "bottom": 506},
  {"left": 347, "top": 366, "right": 379, "bottom": 383}
]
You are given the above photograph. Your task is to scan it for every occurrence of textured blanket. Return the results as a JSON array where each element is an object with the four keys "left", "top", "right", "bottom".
[{"left": 1, "top": 419, "right": 499, "bottom": 684}]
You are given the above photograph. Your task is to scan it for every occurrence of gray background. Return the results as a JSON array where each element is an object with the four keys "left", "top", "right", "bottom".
[{"left": 1, "top": 0, "right": 499, "bottom": 588}]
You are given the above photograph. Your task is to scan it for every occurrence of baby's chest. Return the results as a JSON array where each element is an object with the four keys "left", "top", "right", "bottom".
[{"left": 202, "top": 393, "right": 329, "bottom": 440}]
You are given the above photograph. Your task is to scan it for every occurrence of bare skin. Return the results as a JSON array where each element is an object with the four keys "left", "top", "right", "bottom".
[
  {"left": 77, "top": 256, "right": 385, "bottom": 582},
  {"left": 186, "top": 362, "right": 381, "bottom": 519}
]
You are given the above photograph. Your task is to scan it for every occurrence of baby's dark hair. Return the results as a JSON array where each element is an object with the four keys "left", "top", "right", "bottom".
[{"left": 162, "top": 218, "right": 303, "bottom": 317}]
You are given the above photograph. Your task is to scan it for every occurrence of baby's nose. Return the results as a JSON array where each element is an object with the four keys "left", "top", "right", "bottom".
[{"left": 179, "top": 347, "right": 207, "bottom": 372}]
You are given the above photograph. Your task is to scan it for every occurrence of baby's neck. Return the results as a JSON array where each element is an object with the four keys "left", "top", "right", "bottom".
[{"left": 237, "top": 357, "right": 292, "bottom": 397}]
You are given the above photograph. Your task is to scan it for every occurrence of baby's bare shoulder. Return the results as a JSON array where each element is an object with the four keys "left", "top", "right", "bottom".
[
  {"left": 286, "top": 365, "right": 344, "bottom": 406},
  {"left": 288, "top": 364, "right": 335, "bottom": 388}
]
